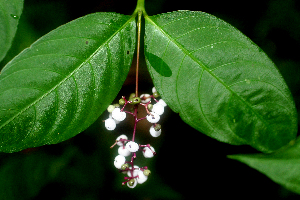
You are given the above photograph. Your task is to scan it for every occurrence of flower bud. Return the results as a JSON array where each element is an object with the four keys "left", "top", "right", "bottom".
[
  {"left": 140, "top": 94, "right": 151, "bottom": 103},
  {"left": 114, "top": 155, "right": 126, "bottom": 169},
  {"left": 118, "top": 146, "right": 131, "bottom": 157},
  {"left": 143, "top": 146, "right": 156, "bottom": 158},
  {"left": 127, "top": 178, "right": 137, "bottom": 188},
  {"left": 157, "top": 99, "right": 167, "bottom": 107},
  {"left": 116, "top": 134, "right": 128, "bottom": 146},
  {"left": 149, "top": 125, "right": 161, "bottom": 137},
  {"left": 125, "top": 141, "right": 139, "bottom": 152},
  {"left": 137, "top": 170, "right": 148, "bottom": 184},
  {"left": 105, "top": 118, "right": 116, "bottom": 130},
  {"left": 107, "top": 105, "right": 115, "bottom": 112},
  {"left": 152, "top": 87, "right": 157, "bottom": 93},
  {"left": 152, "top": 103, "right": 164, "bottom": 115},
  {"left": 112, "top": 108, "right": 126, "bottom": 121},
  {"left": 146, "top": 112, "right": 160, "bottom": 123}
]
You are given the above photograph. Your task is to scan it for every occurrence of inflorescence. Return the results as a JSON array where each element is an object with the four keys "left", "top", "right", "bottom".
[{"left": 104, "top": 87, "right": 167, "bottom": 188}]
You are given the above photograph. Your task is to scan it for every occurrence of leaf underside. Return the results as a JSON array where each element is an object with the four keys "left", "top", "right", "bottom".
[
  {"left": 0, "top": 12, "right": 136, "bottom": 152},
  {"left": 144, "top": 11, "right": 297, "bottom": 152},
  {"left": 0, "top": 0, "right": 24, "bottom": 62},
  {"left": 229, "top": 138, "right": 300, "bottom": 194}
]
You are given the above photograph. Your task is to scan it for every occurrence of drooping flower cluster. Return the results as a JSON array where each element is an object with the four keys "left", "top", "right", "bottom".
[{"left": 104, "top": 87, "right": 167, "bottom": 188}]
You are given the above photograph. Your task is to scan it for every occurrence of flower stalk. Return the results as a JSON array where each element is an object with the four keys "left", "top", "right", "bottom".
[
  {"left": 105, "top": 91, "right": 167, "bottom": 188},
  {"left": 103, "top": 0, "right": 168, "bottom": 188}
]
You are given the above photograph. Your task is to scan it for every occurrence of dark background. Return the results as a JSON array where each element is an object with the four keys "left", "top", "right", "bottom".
[{"left": 0, "top": 0, "right": 300, "bottom": 199}]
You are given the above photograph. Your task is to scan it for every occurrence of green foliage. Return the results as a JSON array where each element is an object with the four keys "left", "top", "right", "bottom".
[
  {"left": 0, "top": 12, "right": 136, "bottom": 152},
  {"left": 0, "top": 0, "right": 299, "bottom": 197},
  {"left": 229, "top": 138, "right": 300, "bottom": 194},
  {"left": 0, "top": 0, "right": 23, "bottom": 62},
  {"left": 144, "top": 11, "right": 297, "bottom": 152}
]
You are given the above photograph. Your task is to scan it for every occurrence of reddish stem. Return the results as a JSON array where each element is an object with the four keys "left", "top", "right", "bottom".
[{"left": 131, "top": 105, "right": 138, "bottom": 141}]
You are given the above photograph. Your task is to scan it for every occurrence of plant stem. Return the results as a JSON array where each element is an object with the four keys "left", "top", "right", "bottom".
[
  {"left": 131, "top": 0, "right": 147, "bottom": 143},
  {"left": 132, "top": 105, "right": 138, "bottom": 141},
  {"left": 135, "top": 11, "right": 142, "bottom": 98},
  {"left": 133, "top": 0, "right": 147, "bottom": 16}
]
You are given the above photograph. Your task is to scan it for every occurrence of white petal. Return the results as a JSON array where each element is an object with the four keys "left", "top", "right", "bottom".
[
  {"left": 152, "top": 103, "right": 164, "bottom": 115},
  {"left": 127, "top": 165, "right": 140, "bottom": 177},
  {"left": 118, "top": 146, "right": 131, "bottom": 157},
  {"left": 116, "top": 134, "right": 128, "bottom": 146},
  {"left": 137, "top": 170, "right": 148, "bottom": 184},
  {"left": 125, "top": 141, "right": 139, "bottom": 152},
  {"left": 140, "top": 94, "right": 151, "bottom": 103},
  {"left": 105, "top": 118, "right": 116, "bottom": 130},
  {"left": 112, "top": 108, "right": 126, "bottom": 121},
  {"left": 146, "top": 112, "right": 160, "bottom": 123},
  {"left": 143, "top": 146, "right": 155, "bottom": 158},
  {"left": 157, "top": 99, "right": 167, "bottom": 107},
  {"left": 114, "top": 155, "right": 126, "bottom": 169},
  {"left": 149, "top": 125, "right": 161, "bottom": 137},
  {"left": 152, "top": 87, "right": 157, "bottom": 93}
]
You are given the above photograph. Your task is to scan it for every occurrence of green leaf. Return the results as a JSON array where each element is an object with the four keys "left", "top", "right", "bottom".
[
  {"left": 0, "top": 12, "right": 136, "bottom": 152},
  {"left": 144, "top": 11, "right": 297, "bottom": 152},
  {"left": 228, "top": 138, "right": 300, "bottom": 194},
  {"left": 0, "top": 0, "right": 24, "bottom": 62}
]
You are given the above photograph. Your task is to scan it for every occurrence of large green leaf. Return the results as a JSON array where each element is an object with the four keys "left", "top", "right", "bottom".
[
  {"left": 0, "top": 0, "right": 24, "bottom": 62},
  {"left": 0, "top": 12, "right": 136, "bottom": 152},
  {"left": 144, "top": 11, "right": 297, "bottom": 152},
  {"left": 228, "top": 138, "right": 300, "bottom": 194}
]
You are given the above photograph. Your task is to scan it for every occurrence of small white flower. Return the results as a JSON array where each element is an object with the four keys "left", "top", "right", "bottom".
[
  {"left": 157, "top": 99, "right": 167, "bottom": 107},
  {"left": 126, "top": 141, "right": 139, "bottom": 152},
  {"left": 152, "top": 87, "right": 157, "bottom": 93},
  {"left": 127, "top": 165, "right": 140, "bottom": 177},
  {"left": 114, "top": 155, "right": 126, "bottom": 169},
  {"left": 105, "top": 118, "right": 116, "bottom": 130},
  {"left": 118, "top": 146, "right": 131, "bottom": 157},
  {"left": 109, "top": 113, "right": 121, "bottom": 124},
  {"left": 137, "top": 170, "right": 148, "bottom": 184},
  {"left": 146, "top": 112, "right": 160, "bottom": 123},
  {"left": 143, "top": 146, "right": 155, "bottom": 158},
  {"left": 149, "top": 125, "right": 161, "bottom": 137},
  {"left": 116, "top": 134, "right": 128, "bottom": 146},
  {"left": 152, "top": 103, "right": 164, "bottom": 115},
  {"left": 140, "top": 94, "right": 151, "bottom": 103},
  {"left": 112, "top": 108, "right": 126, "bottom": 121}
]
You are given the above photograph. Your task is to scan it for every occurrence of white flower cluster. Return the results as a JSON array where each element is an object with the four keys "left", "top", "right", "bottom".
[
  {"left": 104, "top": 87, "right": 167, "bottom": 138},
  {"left": 141, "top": 87, "right": 167, "bottom": 137},
  {"left": 112, "top": 134, "right": 155, "bottom": 188},
  {"left": 105, "top": 87, "right": 167, "bottom": 188},
  {"left": 104, "top": 107, "right": 126, "bottom": 131}
]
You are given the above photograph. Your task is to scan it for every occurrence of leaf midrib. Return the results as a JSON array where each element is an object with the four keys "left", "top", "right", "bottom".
[
  {"left": 145, "top": 15, "right": 271, "bottom": 136},
  {"left": 0, "top": 15, "right": 135, "bottom": 131}
]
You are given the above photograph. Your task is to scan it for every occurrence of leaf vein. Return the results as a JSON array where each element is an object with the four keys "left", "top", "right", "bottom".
[
  {"left": 209, "top": 61, "right": 238, "bottom": 72},
  {"left": 189, "top": 41, "right": 230, "bottom": 54},
  {"left": 197, "top": 69, "right": 216, "bottom": 133},
  {"left": 1, "top": 54, "right": 84, "bottom": 77},
  {"left": 145, "top": 15, "right": 275, "bottom": 137},
  {"left": 0, "top": 15, "right": 136, "bottom": 131},
  {"left": 174, "top": 26, "right": 231, "bottom": 40},
  {"left": 161, "top": 16, "right": 193, "bottom": 28}
]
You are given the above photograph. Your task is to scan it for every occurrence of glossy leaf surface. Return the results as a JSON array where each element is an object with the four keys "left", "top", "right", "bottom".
[
  {"left": 229, "top": 138, "right": 300, "bottom": 194},
  {"left": 0, "top": 0, "right": 23, "bottom": 62},
  {"left": 0, "top": 12, "right": 136, "bottom": 152},
  {"left": 144, "top": 11, "right": 297, "bottom": 152}
]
